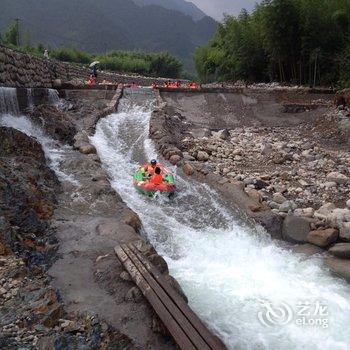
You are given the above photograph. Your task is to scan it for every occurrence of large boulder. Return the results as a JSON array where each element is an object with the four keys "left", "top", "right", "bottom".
[
  {"left": 0, "top": 127, "right": 46, "bottom": 161},
  {"left": 328, "top": 243, "right": 350, "bottom": 259},
  {"left": 326, "top": 172, "right": 349, "bottom": 185},
  {"left": 148, "top": 254, "right": 169, "bottom": 275},
  {"left": 327, "top": 209, "right": 350, "bottom": 228},
  {"left": 314, "top": 203, "right": 336, "bottom": 220},
  {"left": 169, "top": 154, "right": 181, "bottom": 165},
  {"left": 123, "top": 210, "right": 142, "bottom": 232},
  {"left": 293, "top": 244, "right": 324, "bottom": 257},
  {"left": 340, "top": 223, "right": 350, "bottom": 242},
  {"left": 307, "top": 229, "right": 339, "bottom": 248},
  {"left": 78, "top": 143, "right": 97, "bottom": 155},
  {"left": 245, "top": 188, "right": 261, "bottom": 203},
  {"left": 325, "top": 257, "right": 350, "bottom": 283},
  {"left": 279, "top": 200, "right": 297, "bottom": 213},
  {"left": 256, "top": 213, "right": 284, "bottom": 240},
  {"left": 196, "top": 151, "right": 209, "bottom": 162},
  {"left": 282, "top": 215, "right": 310, "bottom": 244},
  {"left": 294, "top": 208, "right": 314, "bottom": 218},
  {"left": 183, "top": 162, "right": 195, "bottom": 176},
  {"left": 273, "top": 193, "right": 287, "bottom": 204},
  {"left": 29, "top": 105, "right": 76, "bottom": 145},
  {"left": 215, "top": 129, "right": 230, "bottom": 140}
]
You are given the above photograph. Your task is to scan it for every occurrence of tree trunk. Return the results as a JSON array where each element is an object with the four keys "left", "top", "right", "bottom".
[{"left": 313, "top": 52, "right": 318, "bottom": 87}]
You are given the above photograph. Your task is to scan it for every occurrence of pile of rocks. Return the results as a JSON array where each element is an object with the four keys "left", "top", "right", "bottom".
[
  {"left": 0, "top": 255, "right": 134, "bottom": 349},
  {"left": 312, "top": 106, "right": 350, "bottom": 146},
  {"left": 178, "top": 114, "right": 350, "bottom": 274},
  {"left": 150, "top": 95, "right": 350, "bottom": 280},
  {"left": 182, "top": 124, "right": 349, "bottom": 213}
]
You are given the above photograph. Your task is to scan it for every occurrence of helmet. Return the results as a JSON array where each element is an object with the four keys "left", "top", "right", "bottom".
[{"left": 151, "top": 159, "right": 157, "bottom": 165}]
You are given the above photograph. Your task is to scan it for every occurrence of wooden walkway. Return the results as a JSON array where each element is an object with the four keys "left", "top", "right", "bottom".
[{"left": 115, "top": 243, "right": 227, "bottom": 350}]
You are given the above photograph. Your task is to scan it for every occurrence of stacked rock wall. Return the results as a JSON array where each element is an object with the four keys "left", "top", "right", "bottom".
[{"left": 0, "top": 45, "right": 177, "bottom": 88}]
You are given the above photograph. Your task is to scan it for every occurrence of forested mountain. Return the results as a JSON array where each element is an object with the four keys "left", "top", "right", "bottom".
[
  {"left": 132, "top": 0, "right": 206, "bottom": 21},
  {"left": 195, "top": 0, "right": 350, "bottom": 86},
  {"left": 0, "top": 0, "right": 217, "bottom": 70}
]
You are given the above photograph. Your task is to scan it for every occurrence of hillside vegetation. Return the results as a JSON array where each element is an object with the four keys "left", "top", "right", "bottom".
[
  {"left": 1, "top": 25, "right": 183, "bottom": 78},
  {"left": 133, "top": 0, "right": 206, "bottom": 20},
  {"left": 0, "top": 0, "right": 217, "bottom": 71},
  {"left": 195, "top": 0, "right": 350, "bottom": 87}
]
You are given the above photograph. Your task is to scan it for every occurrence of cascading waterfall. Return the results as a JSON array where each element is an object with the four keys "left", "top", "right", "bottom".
[
  {"left": 91, "top": 89, "right": 350, "bottom": 350},
  {"left": 0, "top": 87, "right": 20, "bottom": 115},
  {"left": 0, "top": 113, "right": 79, "bottom": 185},
  {"left": 48, "top": 89, "right": 60, "bottom": 106},
  {"left": 27, "top": 88, "right": 34, "bottom": 111}
]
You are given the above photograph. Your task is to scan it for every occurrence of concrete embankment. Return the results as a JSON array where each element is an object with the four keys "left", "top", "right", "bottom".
[{"left": 150, "top": 88, "right": 350, "bottom": 282}]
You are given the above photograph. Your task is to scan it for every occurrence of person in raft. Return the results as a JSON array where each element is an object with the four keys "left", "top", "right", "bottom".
[
  {"left": 142, "top": 159, "right": 158, "bottom": 177},
  {"left": 150, "top": 167, "right": 163, "bottom": 185},
  {"left": 91, "top": 64, "right": 98, "bottom": 78}
]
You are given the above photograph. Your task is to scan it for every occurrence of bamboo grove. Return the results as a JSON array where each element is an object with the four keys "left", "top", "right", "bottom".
[{"left": 194, "top": 0, "right": 350, "bottom": 87}]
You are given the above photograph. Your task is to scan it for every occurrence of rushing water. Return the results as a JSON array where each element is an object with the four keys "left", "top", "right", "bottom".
[
  {"left": 0, "top": 114, "right": 78, "bottom": 185},
  {"left": 0, "top": 87, "right": 20, "bottom": 115},
  {"left": 0, "top": 85, "right": 76, "bottom": 184},
  {"left": 47, "top": 89, "right": 60, "bottom": 106},
  {"left": 91, "top": 90, "right": 350, "bottom": 350},
  {"left": 27, "top": 88, "right": 34, "bottom": 112}
]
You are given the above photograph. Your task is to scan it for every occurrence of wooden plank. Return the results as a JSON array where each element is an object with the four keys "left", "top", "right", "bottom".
[
  {"left": 122, "top": 245, "right": 211, "bottom": 350},
  {"left": 128, "top": 243, "right": 227, "bottom": 350},
  {"left": 115, "top": 246, "right": 196, "bottom": 350}
]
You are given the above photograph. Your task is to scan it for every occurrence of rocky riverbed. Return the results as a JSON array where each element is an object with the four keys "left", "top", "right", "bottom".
[
  {"left": 150, "top": 90, "right": 350, "bottom": 282},
  {"left": 0, "top": 126, "right": 136, "bottom": 349},
  {"left": 0, "top": 90, "right": 183, "bottom": 349}
]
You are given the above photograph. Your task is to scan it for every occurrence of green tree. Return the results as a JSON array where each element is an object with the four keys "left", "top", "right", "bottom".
[
  {"left": 149, "top": 52, "right": 182, "bottom": 78},
  {"left": 195, "top": 0, "right": 350, "bottom": 86},
  {"left": 3, "top": 21, "right": 19, "bottom": 46}
]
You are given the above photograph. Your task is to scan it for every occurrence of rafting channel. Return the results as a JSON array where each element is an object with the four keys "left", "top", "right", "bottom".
[{"left": 90, "top": 89, "right": 350, "bottom": 350}]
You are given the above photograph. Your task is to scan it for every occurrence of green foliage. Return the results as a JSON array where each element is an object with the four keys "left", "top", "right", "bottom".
[
  {"left": 95, "top": 51, "right": 182, "bottom": 77},
  {"left": 0, "top": 0, "right": 217, "bottom": 72},
  {"left": 2, "top": 22, "right": 19, "bottom": 46},
  {"left": 149, "top": 52, "right": 182, "bottom": 78},
  {"left": 0, "top": 23, "right": 182, "bottom": 78},
  {"left": 51, "top": 48, "right": 92, "bottom": 64},
  {"left": 338, "top": 43, "right": 350, "bottom": 87},
  {"left": 195, "top": 0, "right": 350, "bottom": 86}
]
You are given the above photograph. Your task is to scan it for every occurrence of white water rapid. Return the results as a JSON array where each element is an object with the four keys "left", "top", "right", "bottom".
[
  {"left": 0, "top": 114, "right": 78, "bottom": 185},
  {"left": 91, "top": 89, "right": 350, "bottom": 350},
  {"left": 47, "top": 89, "right": 60, "bottom": 106},
  {"left": 0, "top": 86, "right": 77, "bottom": 184},
  {"left": 0, "top": 87, "right": 20, "bottom": 115}
]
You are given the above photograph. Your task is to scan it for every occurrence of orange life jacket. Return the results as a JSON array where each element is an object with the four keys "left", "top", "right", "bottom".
[
  {"left": 143, "top": 163, "right": 156, "bottom": 176},
  {"left": 150, "top": 173, "right": 163, "bottom": 185}
]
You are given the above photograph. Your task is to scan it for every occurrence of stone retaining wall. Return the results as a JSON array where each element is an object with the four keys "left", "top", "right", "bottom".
[{"left": 0, "top": 45, "right": 176, "bottom": 88}]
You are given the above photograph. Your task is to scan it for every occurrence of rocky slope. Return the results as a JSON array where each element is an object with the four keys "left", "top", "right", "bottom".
[
  {"left": 150, "top": 89, "right": 350, "bottom": 282},
  {"left": 0, "top": 127, "right": 134, "bottom": 349},
  {"left": 0, "top": 90, "right": 186, "bottom": 349}
]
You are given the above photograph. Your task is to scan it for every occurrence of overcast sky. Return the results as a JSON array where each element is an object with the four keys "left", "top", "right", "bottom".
[{"left": 191, "top": 0, "right": 258, "bottom": 20}]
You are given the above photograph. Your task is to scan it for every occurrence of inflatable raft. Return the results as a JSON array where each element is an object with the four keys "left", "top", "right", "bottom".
[{"left": 133, "top": 166, "right": 176, "bottom": 197}]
